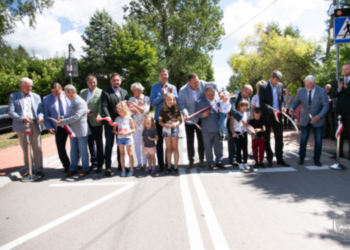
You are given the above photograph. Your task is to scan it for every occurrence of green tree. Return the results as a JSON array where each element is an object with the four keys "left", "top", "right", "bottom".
[
  {"left": 81, "top": 9, "right": 117, "bottom": 86},
  {"left": 228, "top": 23, "right": 322, "bottom": 94},
  {"left": 226, "top": 74, "right": 241, "bottom": 93},
  {"left": 123, "top": 0, "right": 225, "bottom": 88},
  {"left": 0, "top": 0, "right": 54, "bottom": 45}
]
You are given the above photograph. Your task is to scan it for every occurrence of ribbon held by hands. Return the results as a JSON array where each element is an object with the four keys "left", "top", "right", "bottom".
[
  {"left": 274, "top": 111, "right": 299, "bottom": 134},
  {"left": 47, "top": 117, "right": 76, "bottom": 138},
  {"left": 100, "top": 117, "right": 118, "bottom": 127}
]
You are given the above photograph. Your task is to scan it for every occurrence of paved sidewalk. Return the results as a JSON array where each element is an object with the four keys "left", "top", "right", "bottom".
[{"left": 0, "top": 135, "right": 70, "bottom": 176}]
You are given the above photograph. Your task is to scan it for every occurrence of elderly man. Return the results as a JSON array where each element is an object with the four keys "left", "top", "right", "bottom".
[
  {"left": 228, "top": 84, "right": 253, "bottom": 166},
  {"left": 195, "top": 86, "right": 224, "bottom": 170},
  {"left": 331, "top": 63, "right": 350, "bottom": 160},
  {"left": 259, "top": 70, "right": 289, "bottom": 167},
  {"left": 43, "top": 82, "right": 71, "bottom": 173},
  {"left": 151, "top": 68, "right": 178, "bottom": 172},
  {"left": 80, "top": 75, "right": 104, "bottom": 173},
  {"left": 178, "top": 73, "right": 223, "bottom": 169},
  {"left": 289, "top": 75, "right": 329, "bottom": 166},
  {"left": 99, "top": 73, "right": 129, "bottom": 176},
  {"left": 57, "top": 85, "right": 90, "bottom": 177},
  {"left": 323, "top": 84, "right": 335, "bottom": 140},
  {"left": 8, "top": 77, "right": 45, "bottom": 177}
]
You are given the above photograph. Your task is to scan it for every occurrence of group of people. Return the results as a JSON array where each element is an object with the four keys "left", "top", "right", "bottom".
[{"left": 8, "top": 64, "right": 350, "bottom": 178}]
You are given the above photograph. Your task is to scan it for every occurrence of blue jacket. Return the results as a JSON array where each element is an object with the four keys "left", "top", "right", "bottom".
[
  {"left": 43, "top": 92, "right": 71, "bottom": 132},
  {"left": 8, "top": 91, "right": 44, "bottom": 132}
]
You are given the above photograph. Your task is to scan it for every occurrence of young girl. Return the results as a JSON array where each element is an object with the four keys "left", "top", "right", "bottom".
[
  {"left": 159, "top": 93, "right": 182, "bottom": 174},
  {"left": 229, "top": 99, "right": 250, "bottom": 170},
  {"left": 142, "top": 115, "right": 158, "bottom": 173},
  {"left": 218, "top": 91, "right": 232, "bottom": 141},
  {"left": 113, "top": 102, "right": 135, "bottom": 177}
]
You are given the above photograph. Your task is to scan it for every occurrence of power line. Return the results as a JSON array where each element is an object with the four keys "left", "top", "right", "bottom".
[{"left": 220, "top": 0, "right": 278, "bottom": 42}]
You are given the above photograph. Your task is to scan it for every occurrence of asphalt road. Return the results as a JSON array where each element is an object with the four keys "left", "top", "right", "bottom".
[{"left": 1, "top": 124, "right": 350, "bottom": 250}]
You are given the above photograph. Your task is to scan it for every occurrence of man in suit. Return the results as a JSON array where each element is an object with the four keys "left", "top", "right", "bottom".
[
  {"left": 195, "top": 86, "right": 224, "bottom": 170},
  {"left": 228, "top": 85, "right": 253, "bottom": 166},
  {"left": 43, "top": 82, "right": 71, "bottom": 173},
  {"left": 289, "top": 75, "right": 329, "bottom": 166},
  {"left": 331, "top": 63, "right": 350, "bottom": 160},
  {"left": 178, "top": 73, "right": 223, "bottom": 169},
  {"left": 99, "top": 73, "right": 128, "bottom": 177},
  {"left": 150, "top": 68, "right": 178, "bottom": 172},
  {"left": 8, "top": 77, "right": 45, "bottom": 177},
  {"left": 57, "top": 85, "right": 90, "bottom": 177},
  {"left": 323, "top": 84, "right": 335, "bottom": 140},
  {"left": 80, "top": 75, "right": 104, "bottom": 173},
  {"left": 259, "top": 70, "right": 289, "bottom": 167}
]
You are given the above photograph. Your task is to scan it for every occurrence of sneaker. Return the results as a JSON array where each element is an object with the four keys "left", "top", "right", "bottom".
[
  {"left": 151, "top": 168, "right": 156, "bottom": 173},
  {"left": 127, "top": 170, "right": 134, "bottom": 177},
  {"left": 121, "top": 171, "right": 126, "bottom": 177},
  {"left": 239, "top": 163, "right": 245, "bottom": 170},
  {"left": 244, "top": 163, "right": 250, "bottom": 170}
]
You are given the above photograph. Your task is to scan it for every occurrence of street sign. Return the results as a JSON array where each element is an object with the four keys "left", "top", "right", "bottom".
[{"left": 334, "top": 8, "right": 350, "bottom": 43}]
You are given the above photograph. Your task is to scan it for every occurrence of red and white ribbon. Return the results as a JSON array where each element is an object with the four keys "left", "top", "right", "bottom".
[
  {"left": 274, "top": 111, "right": 299, "bottom": 134},
  {"left": 336, "top": 123, "right": 344, "bottom": 138},
  {"left": 64, "top": 125, "right": 75, "bottom": 138},
  {"left": 101, "top": 117, "right": 118, "bottom": 126}
]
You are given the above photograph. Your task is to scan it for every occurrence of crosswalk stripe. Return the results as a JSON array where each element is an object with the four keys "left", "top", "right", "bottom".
[{"left": 305, "top": 165, "right": 330, "bottom": 170}]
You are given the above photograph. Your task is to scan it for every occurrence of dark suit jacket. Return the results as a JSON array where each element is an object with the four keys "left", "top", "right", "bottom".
[
  {"left": 259, "top": 80, "right": 285, "bottom": 122},
  {"left": 229, "top": 92, "right": 243, "bottom": 122},
  {"left": 101, "top": 86, "right": 129, "bottom": 124},
  {"left": 331, "top": 78, "right": 350, "bottom": 115}
]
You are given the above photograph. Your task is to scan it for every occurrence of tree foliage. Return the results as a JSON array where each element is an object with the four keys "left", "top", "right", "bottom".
[
  {"left": 123, "top": 0, "right": 224, "bottom": 87},
  {"left": 0, "top": 0, "right": 54, "bottom": 45},
  {"left": 228, "top": 23, "right": 322, "bottom": 94}
]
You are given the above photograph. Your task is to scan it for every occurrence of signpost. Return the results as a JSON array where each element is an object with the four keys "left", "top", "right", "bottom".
[{"left": 64, "top": 44, "right": 78, "bottom": 84}]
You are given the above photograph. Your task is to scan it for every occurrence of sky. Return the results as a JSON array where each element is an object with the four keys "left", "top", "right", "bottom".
[{"left": 5, "top": 0, "right": 331, "bottom": 90}]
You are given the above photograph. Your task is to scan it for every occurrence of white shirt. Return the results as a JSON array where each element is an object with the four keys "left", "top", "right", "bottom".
[
  {"left": 251, "top": 94, "right": 259, "bottom": 107},
  {"left": 207, "top": 98, "right": 218, "bottom": 112},
  {"left": 307, "top": 87, "right": 316, "bottom": 103},
  {"left": 233, "top": 111, "right": 248, "bottom": 132},
  {"left": 55, "top": 95, "right": 68, "bottom": 118},
  {"left": 21, "top": 92, "right": 33, "bottom": 119},
  {"left": 219, "top": 100, "right": 231, "bottom": 114},
  {"left": 191, "top": 89, "right": 198, "bottom": 101},
  {"left": 86, "top": 88, "right": 95, "bottom": 104}
]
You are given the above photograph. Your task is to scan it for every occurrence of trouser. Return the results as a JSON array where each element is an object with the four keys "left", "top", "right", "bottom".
[
  {"left": 324, "top": 111, "right": 335, "bottom": 139},
  {"left": 202, "top": 131, "right": 223, "bottom": 166},
  {"left": 227, "top": 117, "right": 236, "bottom": 161},
  {"left": 219, "top": 113, "right": 228, "bottom": 137},
  {"left": 133, "top": 129, "right": 147, "bottom": 165},
  {"left": 185, "top": 121, "right": 205, "bottom": 162},
  {"left": 88, "top": 123, "right": 104, "bottom": 168},
  {"left": 265, "top": 114, "right": 284, "bottom": 162},
  {"left": 284, "top": 109, "right": 292, "bottom": 128},
  {"left": 234, "top": 132, "right": 248, "bottom": 163},
  {"left": 156, "top": 121, "right": 167, "bottom": 168},
  {"left": 338, "top": 113, "right": 350, "bottom": 156},
  {"left": 70, "top": 136, "right": 89, "bottom": 172},
  {"left": 17, "top": 121, "right": 43, "bottom": 173},
  {"left": 252, "top": 138, "right": 265, "bottom": 163},
  {"left": 104, "top": 125, "right": 121, "bottom": 169},
  {"left": 300, "top": 124, "right": 323, "bottom": 161},
  {"left": 55, "top": 126, "right": 70, "bottom": 169}
]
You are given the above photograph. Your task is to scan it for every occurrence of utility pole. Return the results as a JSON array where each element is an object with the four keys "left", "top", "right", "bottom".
[
  {"left": 68, "top": 44, "right": 75, "bottom": 85},
  {"left": 336, "top": 0, "right": 340, "bottom": 80}
]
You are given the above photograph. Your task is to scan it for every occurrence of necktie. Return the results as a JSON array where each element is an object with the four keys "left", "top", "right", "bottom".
[
  {"left": 58, "top": 97, "right": 64, "bottom": 117},
  {"left": 308, "top": 91, "right": 312, "bottom": 106}
]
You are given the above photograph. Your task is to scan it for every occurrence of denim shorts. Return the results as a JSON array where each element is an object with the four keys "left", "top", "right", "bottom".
[
  {"left": 117, "top": 137, "right": 133, "bottom": 145},
  {"left": 163, "top": 126, "right": 179, "bottom": 137}
]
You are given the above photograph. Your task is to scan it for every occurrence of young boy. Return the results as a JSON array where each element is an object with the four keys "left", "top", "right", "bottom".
[
  {"left": 218, "top": 91, "right": 232, "bottom": 142},
  {"left": 248, "top": 108, "right": 266, "bottom": 168}
]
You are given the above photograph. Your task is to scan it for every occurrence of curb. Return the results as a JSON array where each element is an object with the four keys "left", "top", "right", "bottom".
[{"left": 0, "top": 154, "right": 60, "bottom": 189}]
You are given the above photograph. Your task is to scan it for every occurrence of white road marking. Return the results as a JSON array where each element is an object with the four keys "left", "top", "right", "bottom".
[
  {"left": 283, "top": 154, "right": 291, "bottom": 158},
  {"left": 254, "top": 167, "right": 296, "bottom": 173},
  {"left": 179, "top": 169, "right": 205, "bottom": 250},
  {"left": 0, "top": 182, "right": 138, "bottom": 250},
  {"left": 200, "top": 170, "right": 243, "bottom": 175},
  {"left": 50, "top": 182, "right": 134, "bottom": 187},
  {"left": 190, "top": 169, "right": 230, "bottom": 250},
  {"left": 305, "top": 165, "right": 330, "bottom": 170},
  {"left": 46, "top": 158, "right": 61, "bottom": 167}
]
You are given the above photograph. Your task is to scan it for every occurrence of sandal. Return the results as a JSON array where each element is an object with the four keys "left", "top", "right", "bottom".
[
  {"left": 171, "top": 168, "right": 178, "bottom": 175},
  {"left": 165, "top": 168, "right": 171, "bottom": 174}
]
